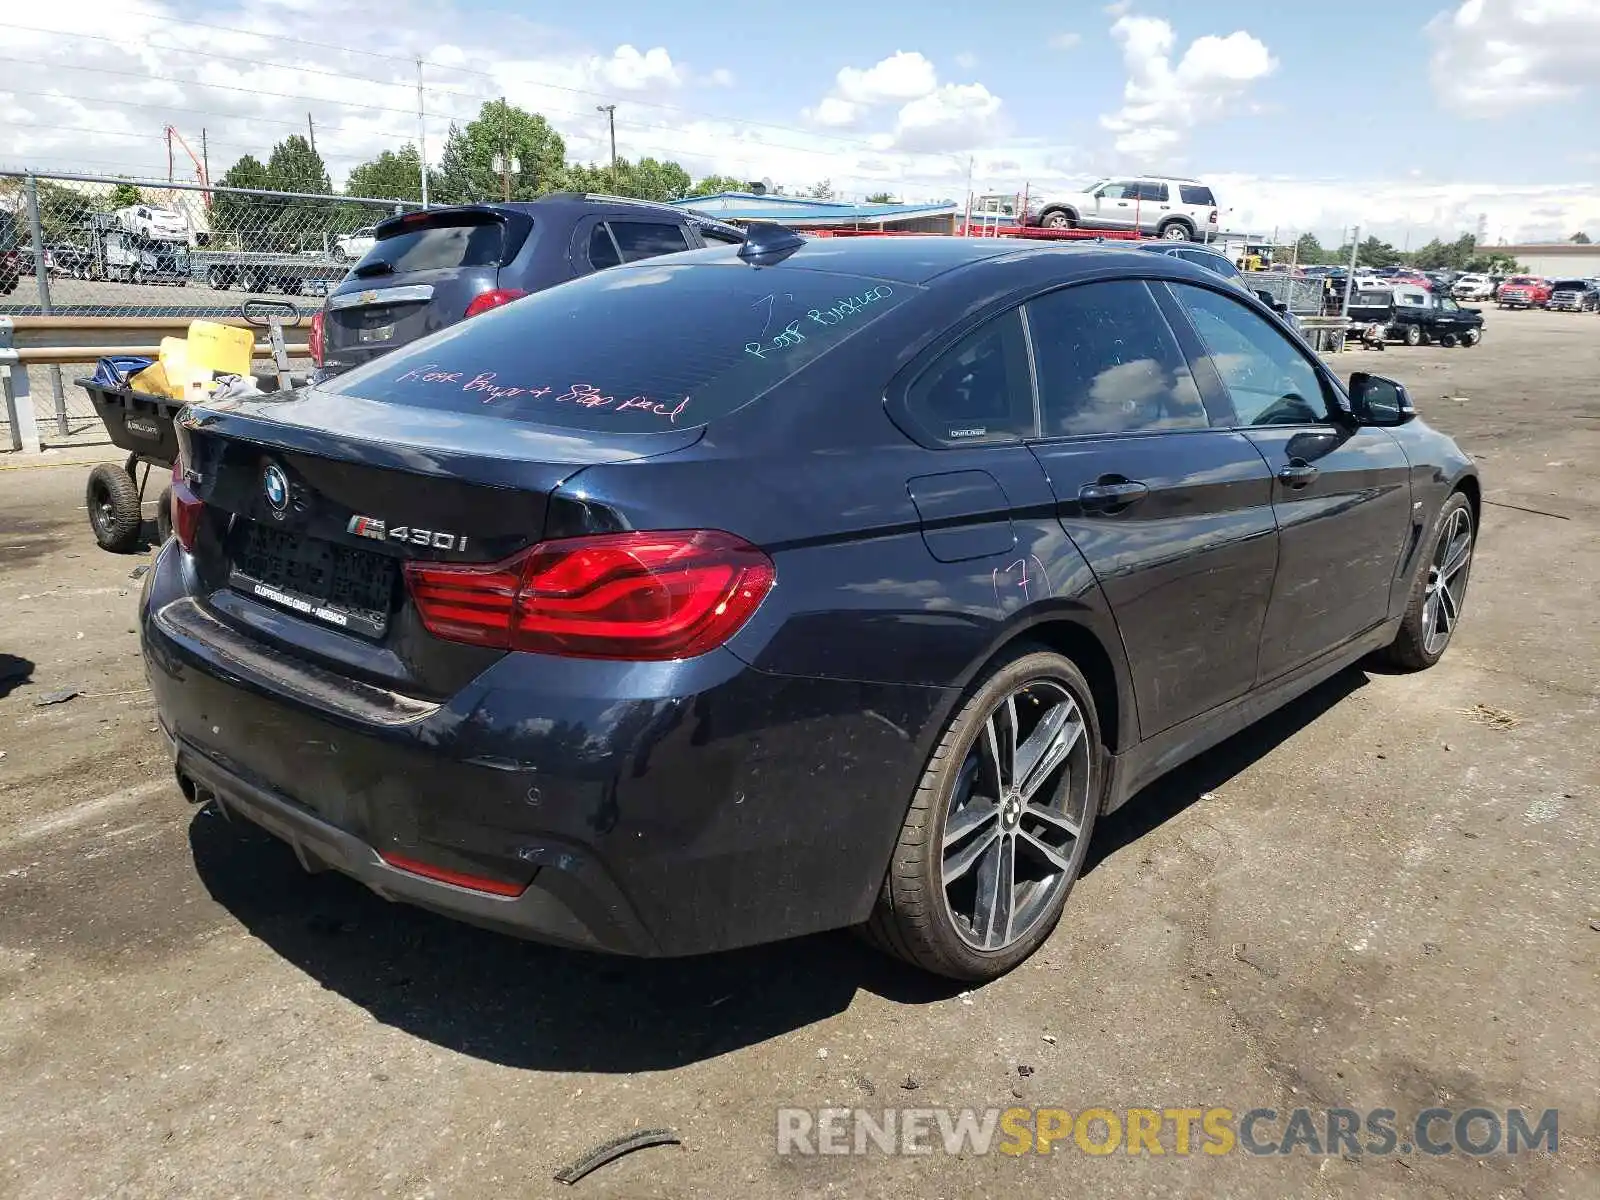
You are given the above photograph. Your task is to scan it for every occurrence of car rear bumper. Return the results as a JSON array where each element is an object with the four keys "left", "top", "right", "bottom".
[{"left": 140, "top": 542, "right": 951, "bottom": 957}]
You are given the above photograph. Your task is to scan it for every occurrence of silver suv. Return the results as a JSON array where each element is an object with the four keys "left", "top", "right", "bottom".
[{"left": 1031, "top": 176, "right": 1219, "bottom": 242}]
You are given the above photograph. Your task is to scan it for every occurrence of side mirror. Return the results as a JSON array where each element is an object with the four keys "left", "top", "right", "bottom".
[{"left": 1349, "top": 372, "right": 1416, "bottom": 426}]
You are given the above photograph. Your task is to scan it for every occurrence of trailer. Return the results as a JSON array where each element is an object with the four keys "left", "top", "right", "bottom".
[
  {"left": 188, "top": 250, "right": 348, "bottom": 295},
  {"left": 81, "top": 213, "right": 189, "bottom": 285}
]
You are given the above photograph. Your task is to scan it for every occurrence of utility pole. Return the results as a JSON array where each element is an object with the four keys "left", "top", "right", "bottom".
[
  {"left": 166, "top": 127, "right": 174, "bottom": 183},
  {"left": 596, "top": 104, "right": 617, "bottom": 189},
  {"left": 306, "top": 113, "right": 318, "bottom": 158},
  {"left": 201, "top": 128, "right": 210, "bottom": 191},
  {"left": 1341, "top": 224, "right": 1361, "bottom": 317},
  {"left": 416, "top": 58, "right": 429, "bottom": 208}
]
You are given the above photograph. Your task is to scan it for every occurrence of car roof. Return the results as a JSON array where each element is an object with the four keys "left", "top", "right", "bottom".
[{"left": 610, "top": 232, "right": 1241, "bottom": 288}]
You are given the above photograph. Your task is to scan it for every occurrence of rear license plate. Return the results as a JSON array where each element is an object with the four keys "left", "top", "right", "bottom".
[
  {"left": 229, "top": 522, "right": 395, "bottom": 639},
  {"left": 359, "top": 323, "right": 396, "bottom": 343}
]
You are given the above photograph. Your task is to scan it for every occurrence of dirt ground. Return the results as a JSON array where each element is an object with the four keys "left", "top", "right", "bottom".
[{"left": 1, "top": 310, "right": 1596, "bottom": 1199}]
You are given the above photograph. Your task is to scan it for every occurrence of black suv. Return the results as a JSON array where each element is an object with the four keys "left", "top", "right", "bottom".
[{"left": 314, "top": 193, "right": 745, "bottom": 377}]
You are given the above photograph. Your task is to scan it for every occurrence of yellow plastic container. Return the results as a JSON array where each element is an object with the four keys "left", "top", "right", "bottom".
[{"left": 184, "top": 320, "right": 254, "bottom": 380}]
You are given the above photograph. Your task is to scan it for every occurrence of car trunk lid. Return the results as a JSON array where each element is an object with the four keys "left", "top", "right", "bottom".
[{"left": 176, "top": 387, "right": 700, "bottom": 698}]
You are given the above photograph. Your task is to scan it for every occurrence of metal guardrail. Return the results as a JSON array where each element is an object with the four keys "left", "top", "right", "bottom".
[{"left": 1, "top": 315, "right": 309, "bottom": 452}]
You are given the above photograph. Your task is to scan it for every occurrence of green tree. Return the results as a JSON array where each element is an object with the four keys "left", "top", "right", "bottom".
[
  {"left": 344, "top": 144, "right": 435, "bottom": 202},
  {"left": 1573, "top": 231, "right": 1592, "bottom": 244},
  {"left": 266, "top": 134, "right": 330, "bottom": 195},
  {"left": 805, "top": 178, "right": 836, "bottom": 200},
  {"left": 107, "top": 181, "right": 143, "bottom": 208},
  {"left": 433, "top": 100, "right": 566, "bottom": 203},
  {"left": 562, "top": 156, "right": 691, "bottom": 203},
  {"left": 865, "top": 191, "right": 898, "bottom": 204},
  {"left": 688, "top": 174, "right": 747, "bottom": 196},
  {"left": 1293, "top": 232, "right": 1329, "bottom": 264},
  {"left": 211, "top": 154, "right": 276, "bottom": 248},
  {"left": 1356, "top": 235, "right": 1402, "bottom": 268}
]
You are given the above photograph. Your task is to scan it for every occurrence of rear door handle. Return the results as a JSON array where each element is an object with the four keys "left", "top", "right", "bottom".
[
  {"left": 1277, "top": 461, "right": 1319, "bottom": 488},
  {"left": 1078, "top": 479, "right": 1149, "bottom": 512}
]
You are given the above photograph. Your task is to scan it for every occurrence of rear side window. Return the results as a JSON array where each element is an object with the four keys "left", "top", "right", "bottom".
[
  {"left": 1180, "top": 249, "right": 1240, "bottom": 280},
  {"left": 1026, "top": 281, "right": 1207, "bottom": 437},
  {"left": 609, "top": 221, "right": 689, "bottom": 262},
  {"left": 588, "top": 224, "right": 621, "bottom": 269},
  {"left": 903, "top": 311, "right": 1034, "bottom": 445},
  {"left": 361, "top": 216, "right": 510, "bottom": 272},
  {"left": 1179, "top": 185, "right": 1216, "bottom": 206},
  {"left": 328, "top": 263, "right": 913, "bottom": 432},
  {"left": 1134, "top": 182, "right": 1168, "bottom": 202}
]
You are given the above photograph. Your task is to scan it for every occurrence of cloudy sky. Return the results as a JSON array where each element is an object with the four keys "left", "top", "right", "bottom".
[{"left": 2, "top": 0, "right": 1598, "bottom": 244}]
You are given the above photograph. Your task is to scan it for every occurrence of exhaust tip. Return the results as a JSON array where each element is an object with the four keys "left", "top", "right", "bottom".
[{"left": 175, "top": 769, "right": 198, "bottom": 804}]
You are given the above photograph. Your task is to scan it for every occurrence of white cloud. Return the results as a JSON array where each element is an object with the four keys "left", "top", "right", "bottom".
[
  {"left": 1050, "top": 33, "right": 1083, "bottom": 50},
  {"left": 803, "top": 51, "right": 1003, "bottom": 152},
  {"left": 834, "top": 51, "right": 938, "bottom": 104},
  {"left": 1428, "top": 0, "right": 1600, "bottom": 114},
  {"left": 894, "top": 83, "right": 1004, "bottom": 153},
  {"left": 805, "top": 97, "right": 862, "bottom": 128},
  {"left": 595, "top": 45, "right": 684, "bottom": 91},
  {"left": 1099, "top": 15, "right": 1276, "bottom": 161}
]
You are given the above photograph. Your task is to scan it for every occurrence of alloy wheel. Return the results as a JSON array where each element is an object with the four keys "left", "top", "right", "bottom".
[
  {"left": 1161, "top": 224, "right": 1188, "bottom": 240},
  {"left": 1422, "top": 507, "right": 1473, "bottom": 656},
  {"left": 941, "top": 680, "right": 1092, "bottom": 951}
]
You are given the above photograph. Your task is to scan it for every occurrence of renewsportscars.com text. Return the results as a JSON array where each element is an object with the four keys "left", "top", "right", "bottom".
[{"left": 775, "top": 1105, "right": 1558, "bottom": 1158}]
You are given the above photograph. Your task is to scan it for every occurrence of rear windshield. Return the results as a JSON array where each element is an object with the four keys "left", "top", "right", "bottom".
[
  {"left": 327, "top": 261, "right": 914, "bottom": 432},
  {"left": 357, "top": 215, "right": 510, "bottom": 272},
  {"left": 1178, "top": 184, "right": 1216, "bottom": 206}
]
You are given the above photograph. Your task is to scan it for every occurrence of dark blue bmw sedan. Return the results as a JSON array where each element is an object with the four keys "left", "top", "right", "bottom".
[{"left": 143, "top": 228, "right": 1478, "bottom": 980}]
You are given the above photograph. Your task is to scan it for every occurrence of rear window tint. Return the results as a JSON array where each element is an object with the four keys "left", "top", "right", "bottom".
[
  {"left": 327, "top": 262, "right": 914, "bottom": 433},
  {"left": 1179, "top": 185, "right": 1216, "bottom": 206},
  {"left": 609, "top": 221, "right": 689, "bottom": 261},
  {"left": 588, "top": 224, "right": 621, "bottom": 269},
  {"left": 360, "top": 217, "right": 509, "bottom": 272}
]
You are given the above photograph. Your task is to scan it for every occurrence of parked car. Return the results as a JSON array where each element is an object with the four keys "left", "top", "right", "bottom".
[
  {"left": 1545, "top": 278, "right": 1599, "bottom": 312},
  {"left": 1496, "top": 276, "right": 1551, "bottom": 309},
  {"left": 332, "top": 226, "right": 376, "bottom": 263},
  {"left": 1137, "top": 240, "right": 1246, "bottom": 286},
  {"left": 1031, "top": 176, "right": 1219, "bottom": 241},
  {"left": 314, "top": 193, "right": 747, "bottom": 378},
  {"left": 145, "top": 233, "right": 1479, "bottom": 981},
  {"left": 0, "top": 210, "right": 19, "bottom": 294},
  {"left": 113, "top": 204, "right": 187, "bottom": 242},
  {"left": 1452, "top": 273, "right": 1495, "bottom": 301},
  {"left": 47, "top": 242, "right": 91, "bottom": 276},
  {"left": 1347, "top": 285, "right": 1484, "bottom": 347}
]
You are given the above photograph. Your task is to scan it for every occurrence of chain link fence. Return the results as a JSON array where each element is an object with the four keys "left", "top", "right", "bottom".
[{"left": 2, "top": 170, "right": 413, "bottom": 442}]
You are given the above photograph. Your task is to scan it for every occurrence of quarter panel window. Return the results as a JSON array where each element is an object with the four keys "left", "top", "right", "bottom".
[
  {"left": 1026, "top": 281, "right": 1208, "bottom": 437},
  {"left": 1169, "top": 284, "right": 1332, "bottom": 426},
  {"left": 587, "top": 224, "right": 621, "bottom": 269},
  {"left": 904, "top": 310, "right": 1035, "bottom": 445}
]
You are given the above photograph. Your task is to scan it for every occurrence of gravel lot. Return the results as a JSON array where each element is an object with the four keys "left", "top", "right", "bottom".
[{"left": 1, "top": 310, "right": 1596, "bottom": 1198}]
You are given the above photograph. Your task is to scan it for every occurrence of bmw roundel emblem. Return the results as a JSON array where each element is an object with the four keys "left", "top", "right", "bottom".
[{"left": 263, "top": 464, "right": 289, "bottom": 514}]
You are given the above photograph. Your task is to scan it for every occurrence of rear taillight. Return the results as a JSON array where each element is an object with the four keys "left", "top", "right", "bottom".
[
  {"left": 404, "top": 530, "right": 775, "bottom": 660},
  {"left": 1208, "top": 209, "right": 1218, "bottom": 224},
  {"left": 463, "top": 288, "right": 528, "bottom": 319},
  {"left": 309, "top": 310, "right": 325, "bottom": 367},
  {"left": 170, "top": 461, "right": 204, "bottom": 551}
]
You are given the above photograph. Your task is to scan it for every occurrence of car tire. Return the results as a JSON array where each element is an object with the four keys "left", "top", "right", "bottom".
[
  {"left": 863, "top": 646, "right": 1105, "bottom": 981},
  {"left": 155, "top": 485, "right": 173, "bottom": 544},
  {"left": 1039, "top": 209, "right": 1076, "bottom": 230},
  {"left": 1403, "top": 324, "right": 1423, "bottom": 346},
  {"left": 1462, "top": 328, "right": 1481, "bottom": 346},
  {"left": 1382, "top": 492, "right": 1474, "bottom": 672},
  {"left": 332, "top": 246, "right": 348, "bottom": 263},
  {"left": 1439, "top": 333, "right": 1457, "bottom": 347},
  {"left": 1157, "top": 220, "right": 1193, "bottom": 241},
  {"left": 86, "top": 463, "right": 144, "bottom": 553}
]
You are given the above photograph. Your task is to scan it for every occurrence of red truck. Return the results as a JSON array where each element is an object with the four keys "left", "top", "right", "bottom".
[{"left": 1496, "top": 275, "right": 1551, "bottom": 309}]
